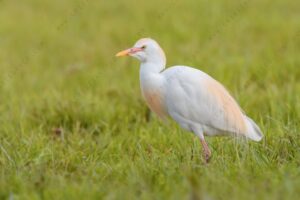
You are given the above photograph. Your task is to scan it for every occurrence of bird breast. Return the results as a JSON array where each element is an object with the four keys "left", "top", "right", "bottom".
[{"left": 142, "top": 87, "right": 167, "bottom": 119}]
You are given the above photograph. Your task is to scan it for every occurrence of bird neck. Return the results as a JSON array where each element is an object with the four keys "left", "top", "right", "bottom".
[
  {"left": 139, "top": 61, "right": 167, "bottom": 120},
  {"left": 139, "top": 61, "right": 165, "bottom": 91},
  {"left": 140, "top": 61, "right": 165, "bottom": 76}
]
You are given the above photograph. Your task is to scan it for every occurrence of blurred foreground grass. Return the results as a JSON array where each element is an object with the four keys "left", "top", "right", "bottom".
[{"left": 0, "top": 0, "right": 299, "bottom": 199}]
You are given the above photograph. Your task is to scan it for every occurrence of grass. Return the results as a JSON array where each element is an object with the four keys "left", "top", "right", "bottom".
[{"left": 0, "top": 0, "right": 299, "bottom": 199}]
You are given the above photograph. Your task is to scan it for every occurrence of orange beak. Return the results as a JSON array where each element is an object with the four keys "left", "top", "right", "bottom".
[{"left": 115, "top": 47, "right": 143, "bottom": 57}]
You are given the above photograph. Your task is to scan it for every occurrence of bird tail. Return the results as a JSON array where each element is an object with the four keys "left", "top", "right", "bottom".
[{"left": 244, "top": 116, "right": 263, "bottom": 141}]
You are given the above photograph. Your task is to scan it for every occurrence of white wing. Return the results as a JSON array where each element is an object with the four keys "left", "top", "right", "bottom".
[{"left": 162, "top": 66, "right": 262, "bottom": 140}]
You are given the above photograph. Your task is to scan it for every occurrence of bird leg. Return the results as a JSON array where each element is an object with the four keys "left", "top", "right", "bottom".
[{"left": 200, "top": 138, "right": 211, "bottom": 163}]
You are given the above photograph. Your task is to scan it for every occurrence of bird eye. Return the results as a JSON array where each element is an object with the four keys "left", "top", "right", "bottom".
[{"left": 141, "top": 45, "right": 146, "bottom": 49}]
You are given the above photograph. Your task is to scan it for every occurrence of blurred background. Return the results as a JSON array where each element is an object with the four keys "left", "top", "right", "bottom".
[{"left": 0, "top": 0, "right": 299, "bottom": 199}]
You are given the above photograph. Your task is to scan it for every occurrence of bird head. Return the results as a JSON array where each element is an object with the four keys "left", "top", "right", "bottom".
[{"left": 116, "top": 38, "right": 166, "bottom": 66}]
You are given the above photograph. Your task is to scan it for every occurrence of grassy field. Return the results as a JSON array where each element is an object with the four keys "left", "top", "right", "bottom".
[{"left": 0, "top": 0, "right": 299, "bottom": 199}]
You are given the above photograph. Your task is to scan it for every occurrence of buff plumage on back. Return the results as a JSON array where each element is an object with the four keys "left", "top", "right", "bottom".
[
  {"left": 204, "top": 78, "right": 247, "bottom": 134},
  {"left": 204, "top": 78, "right": 262, "bottom": 141}
]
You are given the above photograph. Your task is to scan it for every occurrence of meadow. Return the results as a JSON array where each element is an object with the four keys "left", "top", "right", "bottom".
[{"left": 0, "top": 0, "right": 299, "bottom": 199}]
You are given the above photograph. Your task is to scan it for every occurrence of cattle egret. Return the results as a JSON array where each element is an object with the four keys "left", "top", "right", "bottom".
[{"left": 116, "top": 38, "right": 263, "bottom": 162}]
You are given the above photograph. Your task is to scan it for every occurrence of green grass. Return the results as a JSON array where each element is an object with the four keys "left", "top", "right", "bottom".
[{"left": 0, "top": 0, "right": 299, "bottom": 199}]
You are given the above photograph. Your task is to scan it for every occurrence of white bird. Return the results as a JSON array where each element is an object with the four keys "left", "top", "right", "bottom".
[{"left": 116, "top": 38, "right": 263, "bottom": 162}]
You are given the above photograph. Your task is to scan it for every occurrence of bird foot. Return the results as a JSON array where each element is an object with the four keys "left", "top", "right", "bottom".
[
  {"left": 203, "top": 149, "right": 212, "bottom": 164},
  {"left": 200, "top": 138, "right": 212, "bottom": 164}
]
